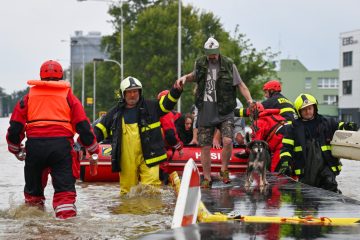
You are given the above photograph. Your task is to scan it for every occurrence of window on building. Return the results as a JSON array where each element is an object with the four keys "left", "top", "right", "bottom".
[
  {"left": 317, "top": 78, "right": 339, "bottom": 89},
  {"left": 323, "top": 95, "right": 338, "bottom": 105},
  {"left": 343, "top": 51, "right": 353, "bottom": 67},
  {"left": 342, "top": 114, "right": 353, "bottom": 122},
  {"left": 343, "top": 80, "right": 352, "bottom": 95},
  {"left": 305, "top": 77, "right": 312, "bottom": 89}
]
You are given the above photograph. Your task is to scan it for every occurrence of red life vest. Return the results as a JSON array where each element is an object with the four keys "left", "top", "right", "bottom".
[{"left": 26, "top": 80, "right": 74, "bottom": 134}]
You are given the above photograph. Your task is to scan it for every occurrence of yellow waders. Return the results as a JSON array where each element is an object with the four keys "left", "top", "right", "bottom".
[{"left": 120, "top": 118, "right": 161, "bottom": 195}]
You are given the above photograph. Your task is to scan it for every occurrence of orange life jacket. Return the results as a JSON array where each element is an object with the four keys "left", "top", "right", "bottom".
[{"left": 26, "top": 80, "right": 74, "bottom": 134}]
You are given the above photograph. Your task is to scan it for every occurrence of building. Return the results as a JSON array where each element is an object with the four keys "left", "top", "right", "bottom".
[
  {"left": 277, "top": 59, "right": 339, "bottom": 119},
  {"left": 338, "top": 30, "right": 360, "bottom": 124},
  {"left": 70, "top": 30, "right": 108, "bottom": 74}
]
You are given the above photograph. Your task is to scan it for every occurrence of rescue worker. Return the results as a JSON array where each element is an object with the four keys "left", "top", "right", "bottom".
[
  {"left": 237, "top": 80, "right": 296, "bottom": 124},
  {"left": 6, "top": 60, "right": 99, "bottom": 219},
  {"left": 235, "top": 102, "right": 286, "bottom": 172},
  {"left": 157, "top": 90, "right": 184, "bottom": 156},
  {"left": 279, "top": 93, "right": 358, "bottom": 193},
  {"left": 175, "top": 37, "right": 253, "bottom": 187},
  {"left": 94, "top": 77, "right": 182, "bottom": 195},
  {"left": 262, "top": 80, "right": 296, "bottom": 123},
  {"left": 157, "top": 90, "right": 184, "bottom": 183}
]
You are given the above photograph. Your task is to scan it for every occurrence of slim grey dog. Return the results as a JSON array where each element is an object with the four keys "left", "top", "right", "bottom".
[{"left": 245, "top": 140, "right": 270, "bottom": 187}]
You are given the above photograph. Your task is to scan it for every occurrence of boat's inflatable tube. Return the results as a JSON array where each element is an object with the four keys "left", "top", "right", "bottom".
[
  {"left": 79, "top": 144, "right": 119, "bottom": 182},
  {"left": 79, "top": 144, "right": 248, "bottom": 182},
  {"left": 331, "top": 130, "right": 360, "bottom": 160}
]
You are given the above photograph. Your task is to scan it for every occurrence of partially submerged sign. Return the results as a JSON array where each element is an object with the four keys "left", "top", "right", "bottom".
[{"left": 171, "top": 158, "right": 201, "bottom": 228}]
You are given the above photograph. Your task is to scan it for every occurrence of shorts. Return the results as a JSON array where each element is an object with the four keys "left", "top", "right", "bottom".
[{"left": 198, "top": 119, "right": 234, "bottom": 146}]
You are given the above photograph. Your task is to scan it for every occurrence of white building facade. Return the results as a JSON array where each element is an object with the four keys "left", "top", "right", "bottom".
[{"left": 339, "top": 30, "right": 360, "bottom": 124}]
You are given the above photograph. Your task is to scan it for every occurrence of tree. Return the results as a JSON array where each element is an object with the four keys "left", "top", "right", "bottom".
[{"left": 94, "top": 0, "right": 277, "bottom": 114}]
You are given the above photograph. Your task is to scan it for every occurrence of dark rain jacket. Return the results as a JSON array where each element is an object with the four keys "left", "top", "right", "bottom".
[
  {"left": 94, "top": 87, "right": 182, "bottom": 172},
  {"left": 280, "top": 114, "right": 347, "bottom": 177},
  {"left": 262, "top": 92, "right": 296, "bottom": 123}
]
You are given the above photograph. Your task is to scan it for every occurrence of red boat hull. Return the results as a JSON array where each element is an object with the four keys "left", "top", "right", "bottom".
[{"left": 79, "top": 144, "right": 248, "bottom": 182}]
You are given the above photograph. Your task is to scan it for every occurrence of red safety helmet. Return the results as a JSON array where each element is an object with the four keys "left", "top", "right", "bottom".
[
  {"left": 263, "top": 80, "right": 281, "bottom": 92},
  {"left": 157, "top": 90, "right": 169, "bottom": 100},
  {"left": 40, "top": 60, "right": 63, "bottom": 80}
]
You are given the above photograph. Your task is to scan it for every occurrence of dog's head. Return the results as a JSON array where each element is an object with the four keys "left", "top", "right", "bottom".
[{"left": 247, "top": 140, "right": 269, "bottom": 154}]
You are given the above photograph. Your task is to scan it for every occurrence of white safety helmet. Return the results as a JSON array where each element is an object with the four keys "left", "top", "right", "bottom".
[
  {"left": 120, "top": 76, "right": 142, "bottom": 97},
  {"left": 204, "top": 37, "right": 220, "bottom": 55}
]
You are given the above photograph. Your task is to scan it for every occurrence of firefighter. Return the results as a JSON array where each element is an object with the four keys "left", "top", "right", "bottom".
[
  {"left": 262, "top": 80, "right": 296, "bottom": 123},
  {"left": 6, "top": 60, "right": 99, "bottom": 219},
  {"left": 157, "top": 90, "right": 184, "bottom": 183},
  {"left": 157, "top": 90, "right": 184, "bottom": 156},
  {"left": 235, "top": 102, "right": 286, "bottom": 172},
  {"left": 94, "top": 77, "right": 182, "bottom": 195},
  {"left": 237, "top": 80, "right": 296, "bottom": 124},
  {"left": 279, "top": 93, "right": 358, "bottom": 192}
]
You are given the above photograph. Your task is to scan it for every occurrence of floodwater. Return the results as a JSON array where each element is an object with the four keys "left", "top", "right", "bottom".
[
  {"left": 1, "top": 116, "right": 360, "bottom": 239},
  {"left": 0, "top": 117, "right": 175, "bottom": 239}
]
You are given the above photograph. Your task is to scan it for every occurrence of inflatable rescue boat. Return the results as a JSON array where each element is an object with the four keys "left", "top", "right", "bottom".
[{"left": 79, "top": 144, "right": 248, "bottom": 182}]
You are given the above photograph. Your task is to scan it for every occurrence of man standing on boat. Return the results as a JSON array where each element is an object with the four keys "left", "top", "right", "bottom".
[
  {"left": 279, "top": 93, "right": 358, "bottom": 193},
  {"left": 175, "top": 37, "right": 253, "bottom": 188},
  {"left": 94, "top": 76, "right": 182, "bottom": 195},
  {"left": 6, "top": 60, "right": 99, "bottom": 219}
]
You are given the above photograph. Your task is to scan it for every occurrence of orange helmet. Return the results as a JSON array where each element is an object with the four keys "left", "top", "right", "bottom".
[
  {"left": 40, "top": 60, "right": 63, "bottom": 80},
  {"left": 157, "top": 90, "right": 169, "bottom": 100},
  {"left": 263, "top": 80, "right": 281, "bottom": 92}
]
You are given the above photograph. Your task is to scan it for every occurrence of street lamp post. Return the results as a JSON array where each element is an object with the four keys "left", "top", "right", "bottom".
[
  {"left": 120, "top": 0, "right": 124, "bottom": 81},
  {"left": 93, "top": 58, "right": 122, "bottom": 87},
  {"left": 70, "top": 39, "right": 86, "bottom": 106},
  {"left": 61, "top": 39, "right": 76, "bottom": 91},
  {"left": 93, "top": 61, "right": 97, "bottom": 122},
  {"left": 177, "top": 0, "right": 182, "bottom": 112},
  {"left": 92, "top": 58, "right": 122, "bottom": 121},
  {"left": 81, "top": 43, "right": 85, "bottom": 106}
]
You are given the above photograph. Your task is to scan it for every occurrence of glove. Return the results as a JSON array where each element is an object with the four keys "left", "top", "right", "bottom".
[
  {"left": 173, "top": 142, "right": 184, "bottom": 157},
  {"left": 15, "top": 148, "right": 26, "bottom": 161},
  {"left": 278, "top": 161, "right": 292, "bottom": 176},
  {"left": 343, "top": 122, "right": 358, "bottom": 131},
  {"left": 248, "top": 102, "right": 260, "bottom": 121},
  {"left": 87, "top": 142, "right": 100, "bottom": 155},
  {"left": 173, "top": 141, "right": 184, "bottom": 152}
]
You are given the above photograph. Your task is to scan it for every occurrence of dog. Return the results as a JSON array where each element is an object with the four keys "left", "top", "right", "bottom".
[{"left": 244, "top": 140, "right": 270, "bottom": 188}]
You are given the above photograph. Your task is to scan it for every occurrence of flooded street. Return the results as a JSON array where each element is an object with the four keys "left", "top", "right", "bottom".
[
  {"left": 1, "top": 116, "right": 360, "bottom": 239},
  {"left": 0, "top": 117, "right": 175, "bottom": 239}
]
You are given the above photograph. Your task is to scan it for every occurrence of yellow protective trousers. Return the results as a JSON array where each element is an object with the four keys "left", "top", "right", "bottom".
[{"left": 120, "top": 118, "right": 161, "bottom": 195}]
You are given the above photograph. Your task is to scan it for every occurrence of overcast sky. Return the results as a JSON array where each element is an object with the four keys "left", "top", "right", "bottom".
[{"left": 1, "top": 0, "right": 359, "bottom": 94}]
